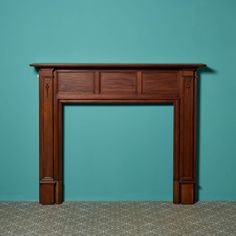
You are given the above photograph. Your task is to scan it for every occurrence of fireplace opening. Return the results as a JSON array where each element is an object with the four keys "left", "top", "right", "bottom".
[{"left": 63, "top": 105, "right": 173, "bottom": 201}]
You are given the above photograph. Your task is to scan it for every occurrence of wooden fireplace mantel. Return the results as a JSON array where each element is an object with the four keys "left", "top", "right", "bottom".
[{"left": 30, "top": 63, "right": 206, "bottom": 205}]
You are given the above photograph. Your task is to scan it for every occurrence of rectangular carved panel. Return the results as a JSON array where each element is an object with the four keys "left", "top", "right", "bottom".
[
  {"left": 100, "top": 72, "right": 137, "bottom": 94},
  {"left": 57, "top": 72, "right": 95, "bottom": 94},
  {"left": 40, "top": 183, "right": 55, "bottom": 204},
  {"left": 39, "top": 74, "right": 54, "bottom": 178},
  {"left": 181, "top": 183, "right": 195, "bottom": 204},
  {"left": 142, "top": 71, "right": 179, "bottom": 96}
]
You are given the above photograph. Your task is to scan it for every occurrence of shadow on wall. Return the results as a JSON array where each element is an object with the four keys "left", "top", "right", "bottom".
[{"left": 196, "top": 66, "right": 216, "bottom": 201}]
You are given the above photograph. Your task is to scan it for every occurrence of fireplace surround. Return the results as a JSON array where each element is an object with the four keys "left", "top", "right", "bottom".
[{"left": 31, "top": 63, "right": 206, "bottom": 205}]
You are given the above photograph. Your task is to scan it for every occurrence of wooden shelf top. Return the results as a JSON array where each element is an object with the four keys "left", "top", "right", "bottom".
[{"left": 30, "top": 63, "right": 206, "bottom": 70}]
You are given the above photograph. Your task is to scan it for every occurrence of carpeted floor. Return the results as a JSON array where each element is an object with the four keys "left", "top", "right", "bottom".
[{"left": 0, "top": 202, "right": 236, "bottom": 236}]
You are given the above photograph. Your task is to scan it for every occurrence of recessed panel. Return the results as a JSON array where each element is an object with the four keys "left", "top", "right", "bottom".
[
  {"left": 57, "top": 72, "right": 95, "bottom": 94},
  {"left": 142, "top": 71, "right": 179, "bottom": 96},
  {"left": 101, "top": 72, "right": 137, "bottom": 94}
]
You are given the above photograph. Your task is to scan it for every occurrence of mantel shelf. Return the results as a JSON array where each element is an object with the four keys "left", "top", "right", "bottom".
[{"left": 30, "top": 63, "right": 206, "bottom": 70}]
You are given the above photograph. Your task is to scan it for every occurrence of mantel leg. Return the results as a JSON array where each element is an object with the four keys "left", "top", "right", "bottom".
[
  {"left": 174, "top": 71, "right": 197, "bottom": 204},
  {"left": 39, "top": 69, "right": 55, "bottom": 204}
]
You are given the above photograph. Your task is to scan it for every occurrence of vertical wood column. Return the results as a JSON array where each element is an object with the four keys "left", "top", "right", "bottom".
[
  {"left": 53, "top": 71, "right": 63, "bottom": 203},
  {"left": 39, "top": 69, "right": 55, "bottom": 204},
  {"left": 175, "top": 70, "right": 197, "bottom": 204}
]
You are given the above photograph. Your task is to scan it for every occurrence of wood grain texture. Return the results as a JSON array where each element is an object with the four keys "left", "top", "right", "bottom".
[
  {"left": 32, "top": 63, "right": 206, "bottom": 205},
  {"left": 57, "top": 71, "right": 95, "bottom": 94},
  {"left": 179, "top": 70, "right": 196, "bottom": 203},
  {"left": 100, "top": 72, "right": 137, "bottom": 94},
  {"left": 142, "top": 71, "right": 179, "bottom": 96},
  {"left": 39, "top": 69, "right": 55, "bottom": 204}
]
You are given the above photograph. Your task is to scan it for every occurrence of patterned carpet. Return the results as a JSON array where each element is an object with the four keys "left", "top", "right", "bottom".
[{"left": 0, "top": 202, "right": 236, "bottom": 236}]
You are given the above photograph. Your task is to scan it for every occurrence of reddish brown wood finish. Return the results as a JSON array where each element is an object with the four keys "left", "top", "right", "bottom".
[{"left": 31, "top": 63, "right": 206, "bottom": 205}]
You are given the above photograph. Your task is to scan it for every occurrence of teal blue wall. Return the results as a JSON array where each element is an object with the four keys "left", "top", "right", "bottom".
[
  {"left": 64, "top": 105, "right": 173, "bottom": 200},
  {"left": 0, "top": 0, "right": 236, "bottom": 201}
]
